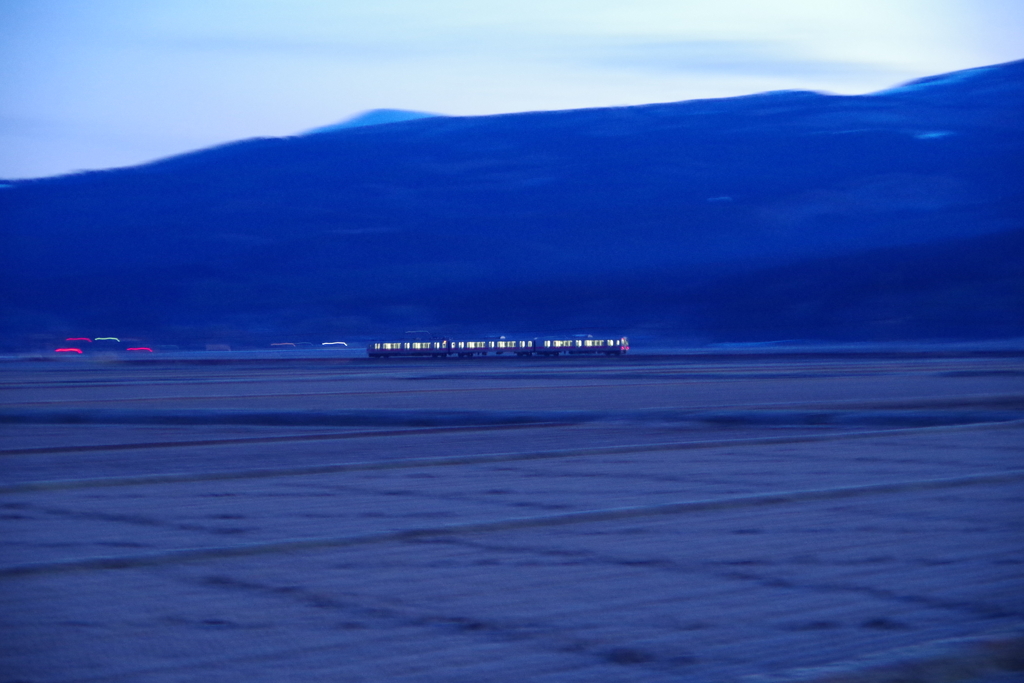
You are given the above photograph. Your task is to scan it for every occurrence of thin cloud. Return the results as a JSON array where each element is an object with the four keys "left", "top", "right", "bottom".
[
  {"left": 588, "top": 39, "right": 903, "bottom": 80},
  {"left": 147, "top": 35, "right": 424, "bottom": 61}
]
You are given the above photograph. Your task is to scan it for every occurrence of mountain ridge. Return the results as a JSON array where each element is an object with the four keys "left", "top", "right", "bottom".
[
  {"left": 302, "top": 108, "right": 439, "bottom": 135},
  {"left": 2, "top": 59, "right": 1022, "bottom": 346}
]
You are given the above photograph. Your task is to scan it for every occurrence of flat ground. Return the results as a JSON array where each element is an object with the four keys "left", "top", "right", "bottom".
[{"left": 1, "top": 350, "right": 1023, "bottom": 682}]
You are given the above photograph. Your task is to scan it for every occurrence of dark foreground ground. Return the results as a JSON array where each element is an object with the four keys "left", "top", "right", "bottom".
[{"left": 1, "top": 350, "right": 1023, "bottom": 682}]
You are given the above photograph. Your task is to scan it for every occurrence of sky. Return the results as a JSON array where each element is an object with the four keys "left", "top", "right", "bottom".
[{"left": 1, "top": 0, "right": 1022, "bottom": 179}]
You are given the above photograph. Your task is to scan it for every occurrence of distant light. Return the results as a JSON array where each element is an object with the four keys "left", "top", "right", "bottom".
[
  {"left": 66, "top": 337, "right": 92, "bottom": 342},
  {"left": 95, "top": 337, "right": 120, "bottom": 341},
  {"left": 55, "top": 348, "right": 83, "bottom": 353},
  {"left": 126, "top": 347, "right": 153, "bottom": 352},
  {"left": 271, "top": 342, "right": 296, "bottom": 347},
  {"left": 322, "top": 341, "right": 348, "bottom": 346}
]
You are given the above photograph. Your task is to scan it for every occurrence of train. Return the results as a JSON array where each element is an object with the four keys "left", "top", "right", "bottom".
[{"left": 367, "top": 335, "right": 629, "bottom": 358}]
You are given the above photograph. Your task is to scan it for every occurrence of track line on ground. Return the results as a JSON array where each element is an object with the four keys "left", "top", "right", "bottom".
[
  {"left": 0, "top": 422, "right": 566, "bottom": 458},
  {"left": 9, "top": 370, "right": 1017, "bottom": 406},
  {"left": 3, "top": 395, "right": 1021, "bottom": 457},
  {"left": 2, "top": 419, "right": 1021, "bottom": 496},
  {"left": 0, "top": 377, "right": 779, "bottom": 406},
  {"left": 3, "top": 469, "right": 1022, "bottom": 578},
  {"left": 747, "top": 628, "right": 1024, "bottom": 683}
]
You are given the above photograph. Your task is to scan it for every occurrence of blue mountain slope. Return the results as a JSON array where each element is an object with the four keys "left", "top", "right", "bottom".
[
  {"left": 1, "top": 60, "right": 1022, "bottom": 343},
  {"left": 303, "top": 109, "right": 438, "bottom": 134}
]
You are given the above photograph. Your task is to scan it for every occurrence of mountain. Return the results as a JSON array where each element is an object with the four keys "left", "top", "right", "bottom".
[
  {"left": 1, "top": 60, "right": 1022, "bottom": 346},
  {"left": 303, "top": 109, "right": 438, "bottom": 135}
]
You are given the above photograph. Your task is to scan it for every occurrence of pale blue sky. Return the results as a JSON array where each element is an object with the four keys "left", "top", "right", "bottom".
[{"left": 1, "top": 0, "right": 1022, "bottom": 178}]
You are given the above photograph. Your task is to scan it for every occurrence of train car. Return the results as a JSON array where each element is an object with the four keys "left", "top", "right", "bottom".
[
  {"left": 492, "top": 339, "right": 536, "bottom": 356},
  {"left": 535, "top": 336, "right": 629, "bottom": 356},
  {"left": 367, "top": 335, "right": 628, "bottom": 358},
  {"left": 366, "top": 340, "right": 450, "bottom": 358},
  {"left": 446, "top": 338, "right": 537, "bottom": 357},
  {"left": 369, "top": 338, "right": 537, "bottom": 358},
  {"left": 449, "top": 340, "right": 493, "bottom": 357}
]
